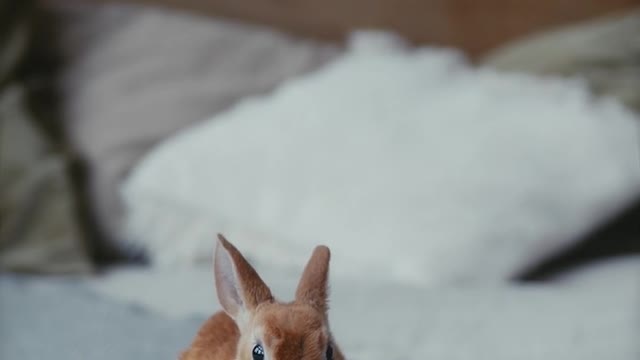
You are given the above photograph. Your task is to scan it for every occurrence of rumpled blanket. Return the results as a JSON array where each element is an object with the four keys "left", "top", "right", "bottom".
[{"left": 0, "top": 0, "right": 91, "bottom": 274}]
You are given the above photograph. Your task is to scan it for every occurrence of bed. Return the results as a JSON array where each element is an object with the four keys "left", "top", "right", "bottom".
[{"left": 1, "top": 1, "right": 639, "bottom": 359}]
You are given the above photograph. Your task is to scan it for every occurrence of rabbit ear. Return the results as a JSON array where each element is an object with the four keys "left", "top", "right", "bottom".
[
  {"left": 295, "top": 245, "right": 331, "bottom": 313},
  {"left": 214, "top": 234, "right": 273, "bottom": 320}
]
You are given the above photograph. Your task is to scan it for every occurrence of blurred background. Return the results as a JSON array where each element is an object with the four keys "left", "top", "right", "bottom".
[{"left": 1, "top": 0, "right": 639, "bottom": 359}]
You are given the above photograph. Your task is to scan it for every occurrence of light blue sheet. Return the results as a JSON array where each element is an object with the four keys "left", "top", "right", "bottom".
[{"left": 0, "top": 275, "right": 202, "bottom": 360}]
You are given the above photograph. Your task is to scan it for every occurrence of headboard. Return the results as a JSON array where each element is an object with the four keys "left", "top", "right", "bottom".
[{"left": 58, "top": 0, "right": 640, "bottom": 57}]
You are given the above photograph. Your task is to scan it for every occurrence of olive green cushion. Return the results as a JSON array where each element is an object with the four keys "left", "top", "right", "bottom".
[{"left": 0, "top": 0, "right": 92, "bottom": 274}]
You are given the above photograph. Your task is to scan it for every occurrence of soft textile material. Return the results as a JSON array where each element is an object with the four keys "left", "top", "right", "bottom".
[
  {"left": 0, "top": 0, "right": 91, "bottom": 274},
  {"left": 122, "top": 32, "right": 640, "bottom": 286},
  {"left": 47, "top": 0, "right": 339, "bottom": 253},
  {"left": 0, "top": 275, "right": 198, "bottom": 360},
  {"left": 2, "top": 263, "right": 638, "bottom": 360},
  {"left": 482, "top": 8, "right": 640, "bottom": 113},
  {"left": 87, "top": 256, "right": 640, "bottom": 319},
  {"left": 0, "top": 100, "right": 91, "bottom": 274}
]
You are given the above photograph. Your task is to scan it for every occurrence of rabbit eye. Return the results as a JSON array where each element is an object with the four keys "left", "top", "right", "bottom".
[
  {"left": 252, "top": 344, "right": 264, "bottom": 360},
  {"left": 326, "top": 344, "right": 334, "bottom": 360}
]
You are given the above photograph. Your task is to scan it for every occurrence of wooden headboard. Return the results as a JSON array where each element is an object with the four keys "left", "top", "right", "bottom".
[{"left": 81, "top": 0, "right": 639, "bottom": 57}]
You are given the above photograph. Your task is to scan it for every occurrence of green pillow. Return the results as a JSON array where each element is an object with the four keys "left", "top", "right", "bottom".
[{"left": 0, "top": 0, "right": 92, "bottom": 274}]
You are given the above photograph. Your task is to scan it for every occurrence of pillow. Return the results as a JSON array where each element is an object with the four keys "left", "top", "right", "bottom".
[
  {"left": 122, "top": 32, "right": 640, "bottom": 286},
  {"left": 481, "top": 8, "right": 640, "bottom": 113},
  {"left": 0, "top": 0, "right": 92, "bottom": 274},
  {"left": 46, "top": 0, "right": 340, "bottom": 255},
  {"left": 0, "top": 91, "right": 92, "bottom": 274}
]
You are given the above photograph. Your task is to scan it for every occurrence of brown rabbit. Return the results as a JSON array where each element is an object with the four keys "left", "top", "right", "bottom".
[{"left": 180, "top": 234, "right": 345, "bottom": 360}]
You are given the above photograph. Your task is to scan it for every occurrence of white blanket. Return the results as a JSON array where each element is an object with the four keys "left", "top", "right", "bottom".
[{"left": 87, "top": 255, "right": 640, "bottom": 360}]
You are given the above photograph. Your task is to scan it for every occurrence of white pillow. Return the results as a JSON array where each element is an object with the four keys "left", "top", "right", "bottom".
[
  {"left": 51, "top": 0, "right": 338, "bottom": 251},
  {"left": 121, "top": 32, "right": 640, "bottom": 286}
]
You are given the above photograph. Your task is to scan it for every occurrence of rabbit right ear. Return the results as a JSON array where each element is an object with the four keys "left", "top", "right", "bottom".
[
  {"left": 214, "top": 234, "right": 273, "bottom": 320},
  {"left": 295, "top": 245, "right": 331, "bottom": 314}
]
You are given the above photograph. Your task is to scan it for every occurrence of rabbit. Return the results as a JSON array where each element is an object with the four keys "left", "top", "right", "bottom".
[{"left": 180, "top": 234, "right": 345, "bottom": 360}]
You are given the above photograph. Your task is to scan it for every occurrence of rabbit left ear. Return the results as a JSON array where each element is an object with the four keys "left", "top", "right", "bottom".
[
  {"left": 214, "top": 234, "right": 273, "bottom": 320},
  {"left": 295, "top": 245, "right": 331, "bottom": 313}
]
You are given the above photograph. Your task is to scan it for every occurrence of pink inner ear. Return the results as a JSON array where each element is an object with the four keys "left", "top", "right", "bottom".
[
  {"left": 214, "top": 239, "right": 243, "bottom": 317},
  {"left": 214, "top": 235, "right": 273, "bottom": 315}
]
